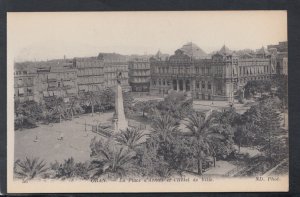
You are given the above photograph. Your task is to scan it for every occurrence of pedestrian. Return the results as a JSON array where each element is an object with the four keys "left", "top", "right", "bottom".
[{"left": 33, "top": 135, "right": 38, "bottom": 142}]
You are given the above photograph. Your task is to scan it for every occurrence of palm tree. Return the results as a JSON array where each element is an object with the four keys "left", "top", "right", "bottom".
[
  {"left": 51, "top": 102, "right": 67, "bottom": 123},
  {"left": 234, "top": 123, "right": 257, "bottom": 153},
  {"left": 184, "top": 112, "right": 224, "bottom": 175},
  {"left": 114, "top": 128, "right": 146, "bottom": 150},
  {"left": 14, "top": 157, "right": 48, "bottom": 180},
  {"left": 90, "top": 143, "right": 136, "bottom": 179},
  {"left": 87, "top": 91, "right": 99, "bottom": 116},
  {"left": 68, "top": 97, "right": 83, "bottom": 120},
  {"left": 151, "top": 111, "right": 178, "bottom": 141}
]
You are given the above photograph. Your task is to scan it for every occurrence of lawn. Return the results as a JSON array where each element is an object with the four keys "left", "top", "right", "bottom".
[
  {"left": 14, "top": 112, "right": 115, "bottom": 163},
  {"left": 14, "top": 111, "right": 153, "bottom": 164}
]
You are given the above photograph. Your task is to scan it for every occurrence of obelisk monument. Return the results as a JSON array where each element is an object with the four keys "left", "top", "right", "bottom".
[{"left": 114, "top": 71, "right": 128, "bottom": 132}]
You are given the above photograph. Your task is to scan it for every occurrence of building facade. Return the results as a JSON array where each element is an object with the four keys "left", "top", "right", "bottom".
[
  {"left": 14, "top": 63, "right": 36, "bottom": 103},
  {"left": 34, "top": 59, "right": 78, "bottom": 103},
  {"left": 267, "top": 41, "right": 288, "bottom": 75},
  {"left": 103, "top": 62, "right": 130, "bottom": 91},
  {"left": 150, "top": 43, "right": 277, "bottom": 101},
  {"left": 74, "top": 57, "right": 104, "bottom": 93},
  {"left": 98, "top": 53, "right": 130, "bottom": 91},
  {"left": 128, "top": 59, "right": 150, "bottom": 92}
]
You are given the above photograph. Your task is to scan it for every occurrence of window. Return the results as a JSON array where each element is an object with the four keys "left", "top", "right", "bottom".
[
  {"left": 27, "top": 88, "right": 32, "bottom": 94},
  {"left": 196, "top": 81, "right": 200, "bottom": 89},
  {"left": 202, "top": 81, "right": 205, "bottom": 89},
  {"left": 208, "top": 82, "right": 211, "bottom": 90}
]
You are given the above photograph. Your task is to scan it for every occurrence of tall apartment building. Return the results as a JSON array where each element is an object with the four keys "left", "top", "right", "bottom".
[
  {"left": 14, "top": 62, "right": 36, "bottom": 103},
  {"left": 98, "top": 53, "right": 130, "bottom": 91},
  {"left": 128, "top": 58, "right": 150, "bottom": 92},
  {"left": 267, "top": 41, "right": 288, "bottom": 53},
  {"left": 74, "top": 57, "right": 104, "bottom": 93},
  {"left": 34, "top": 59, "right": 78, "bottom": 103},
  {"left": 268, "top": 41, "right": 288, "bottom": 76},
  {"left": 150, "top": 42, "right": 277, "bottom": 101}
]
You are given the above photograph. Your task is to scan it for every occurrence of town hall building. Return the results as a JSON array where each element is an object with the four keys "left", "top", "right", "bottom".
[{"left": 149, "top": 42, "right": 277, "bottom": 101}]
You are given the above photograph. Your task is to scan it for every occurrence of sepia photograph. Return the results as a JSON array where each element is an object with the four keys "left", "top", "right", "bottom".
[{"left": 7, "top": 11, "right": 288, "bottom": 192}]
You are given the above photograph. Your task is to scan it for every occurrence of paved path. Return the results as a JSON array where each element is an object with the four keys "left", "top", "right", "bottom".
[
  {"left": 262, "top": 159, "right": 288, "bottom": 177},
  {"left": 14, "top": 113, "right": 114, "bottom": 163},
  {"left": 203, "top": 160, "right": 236, "bottom": 176}
]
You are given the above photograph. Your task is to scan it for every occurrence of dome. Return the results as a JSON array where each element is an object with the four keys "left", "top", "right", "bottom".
[
  {"left": 219, "top": 45, "right": 233, "bottom": 55},
  {"left": 179, "top": 42, "right": 207, "bottom": 59},
  {"left": 256, "top": 46, "right": 270, "bottom": 55}
]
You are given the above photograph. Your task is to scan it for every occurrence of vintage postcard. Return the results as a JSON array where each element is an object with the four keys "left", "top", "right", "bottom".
[{"left": 7, "top": 11, "right": 288, "bottom": 193}]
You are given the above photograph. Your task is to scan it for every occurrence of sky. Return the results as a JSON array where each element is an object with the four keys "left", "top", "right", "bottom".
[{"left": 8, "top": 11, "right": 287, "bottom": 62}]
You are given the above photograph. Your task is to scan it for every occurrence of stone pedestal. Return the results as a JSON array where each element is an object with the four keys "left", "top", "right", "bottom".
[{"left": 115, "top": 84, "right": 128, "bottom": 132}]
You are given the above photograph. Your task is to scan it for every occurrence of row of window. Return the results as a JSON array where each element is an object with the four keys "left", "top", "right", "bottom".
[
  {"left": 239, "top": 76, "right": 270, "bottom": 83},
  {"left": 47, "top": 72, "right": 77, "bottom": 80},
  {"left": 130, "top": 70, "right": 150, "bottom": 76},
  {"left": 105, "top": 73, "right": 128, "bottom": 78},
  {"left": 16, "top": 77, "right": 34, "bottom": 87},
  {"left": 15, "top": 87, "right": 33, "bottom": 96},
  {"left": 152, "top": 79, "right": 212, "bottom": 90},
  {"left": 78, "top": 77, "right": 103, "bottom": 84},
  {"left": 76, "top": 61, "right": 103, "bottom": 68},
  {"left": 153, "top": 66, "right": 217, "bottom": 76},
  {"left": 103, "top": 66, "right": 128, "bottom": 72},
  {"left": 130, "top": 63, "right": 150, "bottom": 70},
  {"left": 77, "top": 68, "right": 104, "bottom": 76},
  {"left": 195, "top": 81, "right": 212, "bottom": 90},
  {"left": 14, "top": 71, "right": 28, "bottom": 75},
  {"left": 239, "top": 66, "right": 269, "bottom": 76},
  {"left": 130, "top": 77, "right": 150, "bottom": 83},
  {"left": 105, "top": 79, "right": 128, "bottom": 86}
]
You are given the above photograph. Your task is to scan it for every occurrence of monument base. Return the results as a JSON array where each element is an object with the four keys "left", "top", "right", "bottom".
[{"left": 114, "top": 84, "right": 128, "bottom": 133}]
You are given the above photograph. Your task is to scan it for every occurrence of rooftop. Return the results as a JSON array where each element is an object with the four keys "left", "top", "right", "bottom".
[{"left": 178, "top": 42, "right": 207, "bottom": 59}]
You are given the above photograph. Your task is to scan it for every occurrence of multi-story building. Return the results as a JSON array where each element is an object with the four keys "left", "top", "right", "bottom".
[
  {"left": 128, "top": 58, "right": 150, "bottom": 92},
  {"left": 268, "top": 41, "right": 288, "bottom": 76},
  {"left": 74, "top": 57, "right": 104, "bottom": 93},
  {"left": 267, "top": 41, "right": 288, "bottom": 53},
  {"left": 238, "top": 46, "right": 276, "bottom": 86},
  {"left": 150, "top": 42, "right": 277, "bottom": 101},
  {"left": 276, "top": 52, "right": 288, "bottom": 75},
  {"left": 34, "top": 59, "right": 78, "bottom": 103},
  {"left": 98, "top": 53, "right": 130, "bottom": 91},
  {"left": 14, "top": 62, "right": 37, "bottom": 103}
]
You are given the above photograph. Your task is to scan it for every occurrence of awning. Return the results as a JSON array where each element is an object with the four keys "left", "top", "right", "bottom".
[
  {"left": 53, "top": 91, "right": 60, "bottom": 96},
  {"left": 48, "top": 73, "right": 57, "bottom": 79},
  {"left": 18, "top": 88, "right": 24, "bottom": 94},
  {"left": 67, "top": 89, "right": 77, "bottom": 94},
  {"left": 43, "top": 91, "right": 49, "bottom": 97},
  {"left": 63, "top": 81, "right": 73, "bottom": 86}
]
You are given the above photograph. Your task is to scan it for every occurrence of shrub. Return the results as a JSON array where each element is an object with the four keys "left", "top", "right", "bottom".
[
  {"left": 14, "top": 157, "right": 48, "bottom": 180},
  {"left": 50, "top": 158, "right": 90, "bottom": 180}
]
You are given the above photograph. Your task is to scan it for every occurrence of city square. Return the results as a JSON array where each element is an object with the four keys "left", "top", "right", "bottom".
[{"left": 10, "top": 11, "right": 288, "bottom": 186}]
